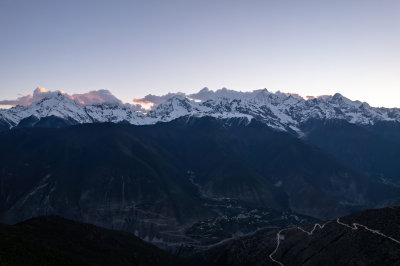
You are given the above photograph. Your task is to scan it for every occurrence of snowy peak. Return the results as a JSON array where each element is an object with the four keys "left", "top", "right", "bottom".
[
  {"left": 0, "top": 91, "right": 143, "bottom": 127},
  {"left": 13, "top": 94, "right": 91, "bottom": 124},
  {"left": 148, "top": 96, "right": 197, "bottom": 121}
]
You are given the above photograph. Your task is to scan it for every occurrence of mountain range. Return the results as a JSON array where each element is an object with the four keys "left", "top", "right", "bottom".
[{"left": 1, "top": 88, "right": 400, "bottom": 135}]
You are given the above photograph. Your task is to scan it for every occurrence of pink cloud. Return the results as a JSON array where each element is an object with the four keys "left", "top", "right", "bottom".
[
  {"left": 133, "top": 92, "right": 186, "bottom": 108},
  {"left": 0, "top": 87, "right": 55, "bottom": 106},
  {"left": 71, "top": 90, "right": 122, "bottom": 105}
]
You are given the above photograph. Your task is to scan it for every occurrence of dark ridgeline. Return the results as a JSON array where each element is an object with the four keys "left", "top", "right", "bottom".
[{"left": 0, "top": 216, "right": 178, "bottom": 266}]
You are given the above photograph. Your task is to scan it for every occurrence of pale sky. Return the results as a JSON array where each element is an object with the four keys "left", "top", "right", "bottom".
[{"left": 0, "top": 0, "right": 399, "bottom": 107}]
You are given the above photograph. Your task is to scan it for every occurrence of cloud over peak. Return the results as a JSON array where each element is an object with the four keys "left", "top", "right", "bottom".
[
  {"left": 0, "top": 88, "right": 123, "bottom": 107},
  {"left": 71, "top": 90, "right": 122, "bottom": 105}
]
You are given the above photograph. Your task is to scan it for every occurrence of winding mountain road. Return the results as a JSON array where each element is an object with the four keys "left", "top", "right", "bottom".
[{"left": 269, "top": 218, "right": 400, "bottom": 265}]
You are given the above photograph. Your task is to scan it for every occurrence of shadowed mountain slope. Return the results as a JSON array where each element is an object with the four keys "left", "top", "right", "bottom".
[
  {"left": 0, "top": 117, "right": 398, "bottom": 247},
  {"left": 301, "top": 119, "right": 400, "bottom": 186}
]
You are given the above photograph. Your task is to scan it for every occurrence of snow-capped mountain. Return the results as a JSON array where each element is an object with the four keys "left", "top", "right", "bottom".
[{"left": 1, "top": 88, "right": 399, "bottom": 134}]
